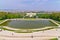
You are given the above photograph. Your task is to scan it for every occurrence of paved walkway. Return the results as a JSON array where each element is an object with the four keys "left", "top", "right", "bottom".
[
  {"left": 0, "top": 29, "right": 58, "bottom": 40},
  {"left": 57, "top": 28, "right": 60, "bottom": 40}
]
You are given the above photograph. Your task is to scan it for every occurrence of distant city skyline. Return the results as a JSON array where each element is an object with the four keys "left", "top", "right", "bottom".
[{"left": 0, "top": 0, "right": 60, "bottom": 11}]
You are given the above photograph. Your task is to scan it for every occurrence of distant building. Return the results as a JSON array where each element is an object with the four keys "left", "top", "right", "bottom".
[{"left": 26, "top": 13, "right": 36, "bottom": 17}]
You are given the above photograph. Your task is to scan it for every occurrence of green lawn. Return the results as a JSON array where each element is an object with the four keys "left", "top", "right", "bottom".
[{"left": 50, "top": 38, "right": 58, "bottom": 40}]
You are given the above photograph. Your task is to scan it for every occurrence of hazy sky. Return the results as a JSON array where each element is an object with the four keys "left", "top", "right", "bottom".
[{"left": 0, "top": 0, "right": 60, "bottom": 11}]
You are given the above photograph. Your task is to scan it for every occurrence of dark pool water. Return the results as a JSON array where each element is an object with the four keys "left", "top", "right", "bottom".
[{"left": 0, "top": 20, "right": 57, "bottom": 29}]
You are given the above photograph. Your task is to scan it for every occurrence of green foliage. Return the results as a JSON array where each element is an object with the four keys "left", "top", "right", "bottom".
[
  {"left": 0, "top": 12, "right": 25, "bottom": 20},
  {"left": 0, "top": 12, "right": 60, "bottom": 22},
  {"left": 50, "top": 38, "right": 58, "bottom": 40},
  {"left": 37, "top": 13, "right": 50, "bottom": 18},
  {"left": 50, "top": 13, "right": 60, "bottom": 21},
  {"left": 37, "top": 12, "right": 60, "bottom": 21}
]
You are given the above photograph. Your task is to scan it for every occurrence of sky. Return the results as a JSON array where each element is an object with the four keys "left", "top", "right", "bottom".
[{"left": 0, "top": 0, "right": 60, "bottom": 11}]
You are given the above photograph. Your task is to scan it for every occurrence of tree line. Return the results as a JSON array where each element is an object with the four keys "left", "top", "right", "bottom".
[
  {"left": 0, "top": 12, "right": 26, "bottom": 20},
  {"left": 0, "top": 12, "right": 60, "bottom": 21},
  {"left": 37, "top": 12, "right": 60, "bottom": 21}
]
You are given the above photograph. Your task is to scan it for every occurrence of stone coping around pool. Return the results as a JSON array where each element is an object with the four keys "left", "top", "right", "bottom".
[
  {"left": 2, "top": 26, "right": 19, "bottom": 30},
  {"left": 31, "top": 26, "right": 57, "bottom": 30},
  {"left": 0, "top": 26, "right": 57, "bottom": 32},
  {"left": 1, "top": 19, "right": 59, "bottom": 26},
  {"left": 50, "top": 19, "right": 60, "bottom": 26},
  {"left": 0, "top": 19, "right": 59, "bottom": 28},
  {"left": 0, "top": 19, "right": 59, "bottom": 25},
  {"left": 5, "top": 18, "right": 60, "bottom": 26},
  {"left": 0, "top": 19, "right": 59, "bottom": 33},
  {"left": 7, "top": 18, "right": 51, "bottom": 20},
  {"left": 0, "top": 19, "right": 8, "bottom": 25}
]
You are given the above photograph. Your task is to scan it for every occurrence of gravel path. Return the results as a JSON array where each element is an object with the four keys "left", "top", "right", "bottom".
[{"left": 0, "top": 29, "right": 58, "bottom": 40}]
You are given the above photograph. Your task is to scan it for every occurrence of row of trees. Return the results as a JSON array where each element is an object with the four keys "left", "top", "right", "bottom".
[
  {"left": 37, "top": 12, "right": 60, "bottom": 21},
  {"left": 0, "top": 12, "right": 60, "bottom": 21},
  {"left": 0, "top": 12, "right": 26, "bottom": 20}
]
